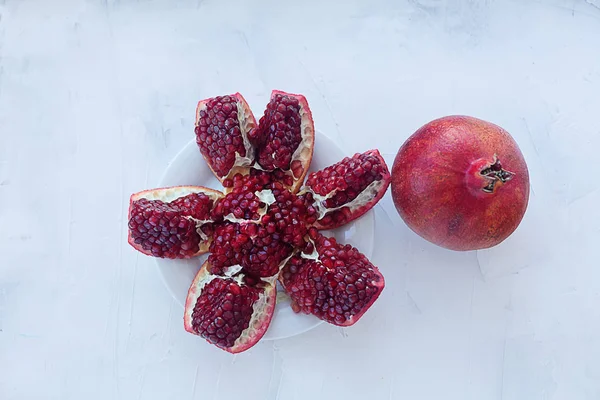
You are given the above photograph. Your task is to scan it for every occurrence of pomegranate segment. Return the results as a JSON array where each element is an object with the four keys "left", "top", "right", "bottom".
[
  {"left": 303, "top": 150, "right": 391, "bottom": 230},
  {"left": 195, "top": 93, "right": 257, "bottom": 181},
  {"left": 184, "top": 262, "right": 276, "bottom": 353},
  {"left": 127, "top": 186, "right": 224, "bottom": 258},
  {"left": 208, "top": 223, "right": 293, "bottom": 278},
  {"left": 280, "top": 231, "right": 385, "bottom": 326},
  {"left": 250, "top": 90, "right": 315, "bottom": 193}
]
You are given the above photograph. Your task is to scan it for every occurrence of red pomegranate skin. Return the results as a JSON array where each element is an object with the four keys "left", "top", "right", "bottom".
[{"left": 391, "top": 115, "right": 530, "bottom": 251}]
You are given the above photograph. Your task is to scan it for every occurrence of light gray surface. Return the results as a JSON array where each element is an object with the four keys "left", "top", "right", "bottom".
[{"left": 1, "top": 0, "right": 600, "bottom": 399}]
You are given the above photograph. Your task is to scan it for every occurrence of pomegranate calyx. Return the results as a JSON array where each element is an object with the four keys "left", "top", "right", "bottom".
[
  {"left": 480, "top": 158, "right": 514, "bottom": 193},
  {"left": 465, "top": 156, "right": 516, "bottom": 196}
]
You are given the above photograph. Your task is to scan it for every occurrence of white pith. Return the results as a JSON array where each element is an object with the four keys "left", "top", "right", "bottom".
[
  {"left": 232, "top": 99, "right": 256, "bottom": 174},
  {"left": 278, "top": 101, "right": 314, "bottom": 188},
  {"left": 299, "top": 239, "right": 320, "bottom": 261},
  {"left": 184, "top": 265, "right": 217, "bottom": 331},
  {"left": 232, "top": 282, "right": 275, "bottom": 351},
  {"left": 289, "top": 103, "right": 314, "bottom": 171},
  {"left": 304, "top": 179, "right": 385, "bottom": 219},
  {"left": 133, "top": 186, "right": 222, "bottom": 204}
]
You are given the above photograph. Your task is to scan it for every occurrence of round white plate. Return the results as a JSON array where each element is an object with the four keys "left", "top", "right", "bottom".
[{"left": 156, "top": 131, "right": 375, "bottom": 340}]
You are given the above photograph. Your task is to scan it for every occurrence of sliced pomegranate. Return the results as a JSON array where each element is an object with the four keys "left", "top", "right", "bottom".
[
  {"left": 303, "top": 150, "right": 391, "bottom": 230},
  {"left": 208, "top": 222, "right": 293, "bottom": 278},
  {"left": 250, "top": 90, "right": 315, "bottom": 193},
  {"left": 184, "top": 261, "right": 276, "bottom": 353},
  {"left": 280, "top": 230, "right": 385, "bottom": 326},
  {"left": 195, "top": 93, "right": 257, "bottom": 181},
  {"left": 127, "top": 186, "right": 223, "bottom": 258},
  {"left": 262, "top": 182, "right": 318, "bottom": 249}
]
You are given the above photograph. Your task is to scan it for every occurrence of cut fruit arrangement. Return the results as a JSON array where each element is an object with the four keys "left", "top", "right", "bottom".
[{"left": 127, "top": 91, "right": 391, "bottom": 353}]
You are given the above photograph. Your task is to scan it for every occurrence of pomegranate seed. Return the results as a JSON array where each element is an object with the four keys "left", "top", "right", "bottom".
[
  {"left": 280, "top": 233, "right": 384, "bottom": 326},
  {"left": 196, "top": 95, "right": 249, "bottom": 178},
  {"left": 190, "top": 277, "right": 261, "bottom": 349}
]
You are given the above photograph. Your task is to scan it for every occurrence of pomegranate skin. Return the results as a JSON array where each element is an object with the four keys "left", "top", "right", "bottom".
[{"left": 391, "top": 115, "right": 530, "bottom": 251}]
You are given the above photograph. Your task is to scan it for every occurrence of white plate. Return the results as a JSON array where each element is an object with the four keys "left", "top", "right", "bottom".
[{"left": 156, "top": 131, "right": 375, "bottom": 340}]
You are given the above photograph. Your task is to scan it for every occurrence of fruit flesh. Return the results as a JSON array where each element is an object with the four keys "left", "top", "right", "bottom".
[
  {"left": 391, "top": 115, "right": 529, "bottom": 251},
  {"left": 195, "top": 93, "right": 256, "bottom": 180},
  {"left": 127, "top": 186, "right": 223, "bottom": 258},
  {"left": 208, "top": 223, "right": 293, "bottom": 278},
  {"left": 184, "top": 262, "right": 276, "bottom": 353},
  {"left": 250, "top": 90, "right": 315, "bottom": 193},
  {"left": 280, "top": 231, "right": 385, "bottom": 326},
  {"left": 127, "top": 91, "right": 391, "bottom": 353},
  {"left": 304, "top": 150, "right": 391, "bottom": 230}
]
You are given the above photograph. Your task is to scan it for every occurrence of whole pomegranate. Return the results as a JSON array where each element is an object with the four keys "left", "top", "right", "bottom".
[{"left": 391, "top": 115, "right": 529, "bottom": 251}]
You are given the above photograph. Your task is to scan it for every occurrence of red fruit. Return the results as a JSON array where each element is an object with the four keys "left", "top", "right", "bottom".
[
  {"left": 250, "top": 90, "right": 315, "bottom": 193},
  {"left": 262, "top": 182, "right": 318, "bottom": 249},
  {"left": 280, "top": 231, "right": 385, "bottom": 326},
  {"left": 127, "top": 186, "right": 223, "bottom": 258},
  {"left": 391, "top": 115, "right": 530, "bottom": 251},
  {"left": 303, "top": 150, "right": 391, "bottom": 230},
  {"left": 195, "top": 93, "right": 257, "bottom": 181},
  {"left": 184, "top": 262, "right": 276, "bottom": 353},
  {"left": 126, "top": 91, "right": 392, "bottom": 353},
  {"left": 210, "top": 188, "right": 269, "bottom": 223},
  {"left": 208, "top": 223, "right": 293, "bottom": 278}
]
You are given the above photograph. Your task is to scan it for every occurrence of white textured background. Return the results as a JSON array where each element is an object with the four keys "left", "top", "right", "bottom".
[{"left": 1, "top": 0, "right": 600, "bottom": 399}]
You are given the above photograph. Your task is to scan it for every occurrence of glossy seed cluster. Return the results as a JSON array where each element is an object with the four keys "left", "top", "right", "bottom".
[
  {"left": 211, "top": 190, "right": 264, "bottom": 222},
  {"left": 251, "top": 94, "right": 302, "bottom": 171},
  {"left": 262, "top": 182, "right": 318, "bottom": 249},
  {"left": 128, "top": 198, "right": 201, "bottom": 258},
  {"left": 305, "top": 151, "right": 386, "bottom": 227},
  {"left": 195, "top": 95, "right": 245, "bottom": 177},
  {"left": 170, "top": 192, "right": 214, "bottom": 220},
  {"left": 208, "top": 223, "right": 292, "bottom": 278},
  {"left": 281, "top": 231, "right": 384, "bottom": 326},
  {"left": 191, "top": 278, "right": 260, "bottom": 349}
]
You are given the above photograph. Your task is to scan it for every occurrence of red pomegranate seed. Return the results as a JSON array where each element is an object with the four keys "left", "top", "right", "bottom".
[
  {"left": 195, "top": 95, "right": 248, "bottom": 178},
  {"left": 280, "top": 233, "right": 384, "bottom": 326},
  {"left": 128, "top": 198, "right": 201, "bottom": 258},
  {"left": 253, "top": 94, "right": 302, "bottom": 172},
  {"left": 190, "top": 278, "right": 261, "bottom": 349}
]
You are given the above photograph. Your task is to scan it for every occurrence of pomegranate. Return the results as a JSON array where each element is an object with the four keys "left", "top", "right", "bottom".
[
  {"left": 195, "top": 93, "right": 257, "bottom": 181},
  {"left": 303, "top": 150, "right": 391, "bottom": 230},
  {"left": 184, "top": 261, "right": 276, "bottom": 353},
  {"left": 280, "top": 229, "right": 385, "bottom": 326},
  {"left": 391, "top": 115, "right": 530, "bottom": 251},
  {"left": 127, "top": 90, "right": 390, "bottom": 352},
  {"left": 198, "top": 90, "right": 315, "bottom": 194},
  {"left": 249, "top": 90, "right": 315, "bottom": 193},
  {"left": 127, "top": 186, "right": 223, "bottom": 258}
]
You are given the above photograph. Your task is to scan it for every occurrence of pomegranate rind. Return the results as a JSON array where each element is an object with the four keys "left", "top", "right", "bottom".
[
  {"left": 127, "top": 186, "right": 224, "bottom": 258},
  {"left": 184, "top": 261, "right": 276, "bottom": 353},
  {"left": 305, "top": 149, "right": 391, "bottom": 230},
  {"left": 391, "top": 115, "right": 530, "bottom": 251},
  {"left": 195, "top": 93, "right": 257, "bottom": 182}
]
